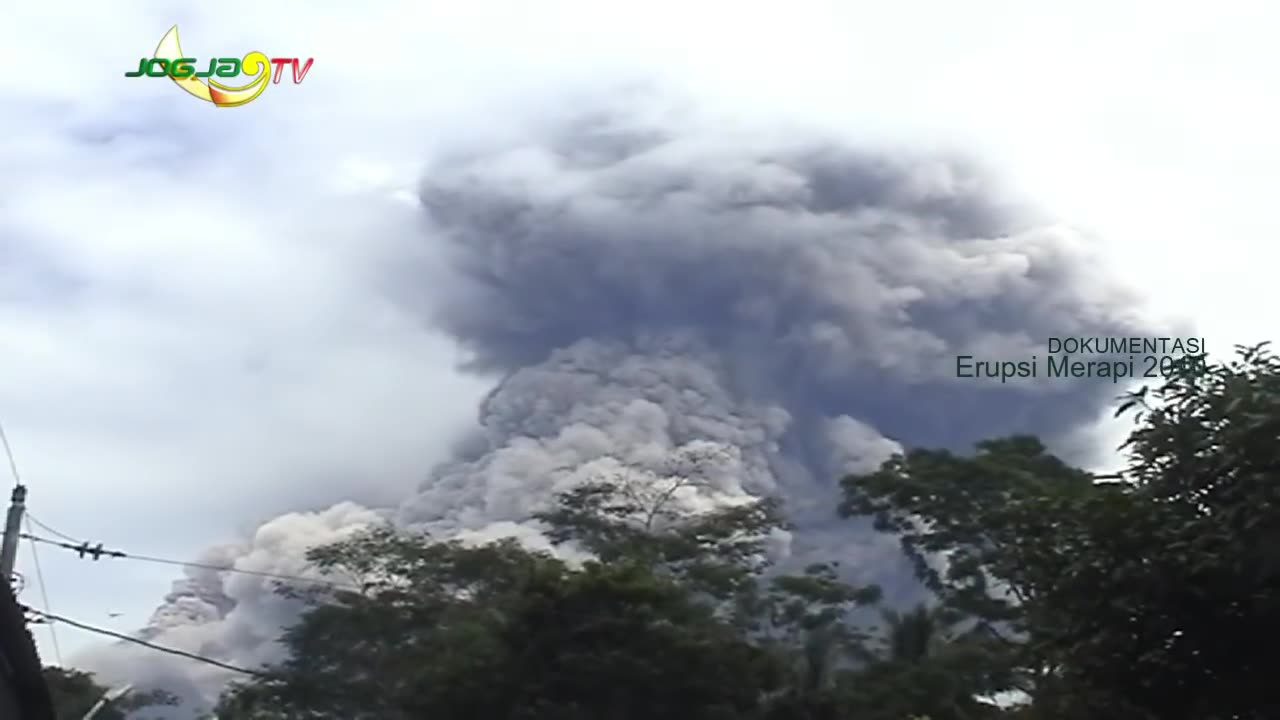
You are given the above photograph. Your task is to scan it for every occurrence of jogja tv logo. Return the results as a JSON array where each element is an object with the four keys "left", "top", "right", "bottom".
[{"left": 124, "top": 25, "right": 312, "bottom": 107}]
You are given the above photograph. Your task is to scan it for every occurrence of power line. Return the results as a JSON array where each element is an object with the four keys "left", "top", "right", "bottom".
[
  {"left": 21, "top": 605, "right": 266, "bottom": 677},
  {"left": 25, "top": 513, "right": 83, "bottom": 544},
  {"left": 0, "top": 417, "right": 23, "bottom": 489},
  {"left": 22, "top": 533, "right": 361, "bottom": 592},
  {"left": 0, "top": 419, "right": 62, "bottom": 664},
  {"left": 22, "top": 517, "right": 62, "bottom": 666}
]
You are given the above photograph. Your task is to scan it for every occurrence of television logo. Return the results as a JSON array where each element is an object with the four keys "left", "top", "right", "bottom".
[{"left": 124, "top": 25, "right": 312, "bottom": 107}]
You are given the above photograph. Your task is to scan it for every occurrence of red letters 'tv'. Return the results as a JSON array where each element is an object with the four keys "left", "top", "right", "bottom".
[{"left": 269, "top": 58, "right": 314, "bottom": 84}]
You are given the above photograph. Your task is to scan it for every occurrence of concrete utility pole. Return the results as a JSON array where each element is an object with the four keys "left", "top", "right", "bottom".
[
  {"left": 83, "top": 684, "right": 132, "bottom": 720},
  {"left": 0, "top": 485, "right": 27, "bottom": 582}
]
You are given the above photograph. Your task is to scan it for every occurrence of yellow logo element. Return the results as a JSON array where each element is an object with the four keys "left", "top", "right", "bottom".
[{"left": 153, "top": 25, "right": 270, "bottom": 107}]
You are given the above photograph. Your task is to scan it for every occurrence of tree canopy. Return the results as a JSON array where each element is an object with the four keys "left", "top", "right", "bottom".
[
  {"left": 841, "top": 343, "right": 1280, "bottom": 718},
  {"left": 43, "top": 666, "right": 177, "bottom": 720},
  {"left": 198, "top": 343, "right": 1280, "bottom": 718}
]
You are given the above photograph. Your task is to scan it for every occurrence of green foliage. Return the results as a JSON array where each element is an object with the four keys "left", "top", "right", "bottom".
[
  {"left": 44, "top": 668, "right": 113, "bottom": 720},
  {"left": 837, "top": 605, "right": 1012, "bottom": 720},
  {"left": 43, "top": 667, "right": 178, "bottom": 720},
  {"left": 213, "top": 345, "right": 1280, "bottom": 719},
  {"left": 1086, "top": 343, "right": 1280, "bottom": 718},
  {"left": 530, "top": 451, "right": 888, "bottom": 709},
  {"left": 215, "top": 532, "right": 786, "bottom": 719},
  {"left": 842, "top": 344, "right": 1280, "bottom": 719},
  {"left": 532, "top": 445, "right": 788, "bottom": 601},
  {"left": 215, "top": 448, "right": 892, "bottom": 719}
]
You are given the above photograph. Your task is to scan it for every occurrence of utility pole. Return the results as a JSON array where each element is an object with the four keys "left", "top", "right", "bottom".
[
  {"left": 1, "top": 484, "right": 26, "bottom": 582},
  {"left": 83, "top": 683, "right": 132, "bottom": 720}
]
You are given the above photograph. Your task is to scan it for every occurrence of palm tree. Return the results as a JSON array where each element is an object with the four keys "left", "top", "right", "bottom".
[
  {"left": 847, "top": 604, "right": 1007, "bottom": 720},
  {"left": 882, "top": 605, "right": 950, "bottom": 664}
]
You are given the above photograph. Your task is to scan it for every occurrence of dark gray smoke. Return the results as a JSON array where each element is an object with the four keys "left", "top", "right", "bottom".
[
  {"left": 90, "top": 95, "right": 1164, "bottom": 714},
  {"left": 396, "top": 102, "right": 1153, "bottom": 561}
]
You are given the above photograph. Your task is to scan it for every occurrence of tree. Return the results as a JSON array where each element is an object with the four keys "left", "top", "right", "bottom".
[
  {"left": 531, "top": 445, "right": 884, "bottom": 712},
  {"left": 841, "top": 344, "right": 1280, "bottom": 718},
  {"left": 43, "top": 667, "right": 178, "bottom": 720},
  {"left": 532, "top": 443, "right": 788, "bottom": 603},
  {"left": 0, "top": 581, "right": 54, "bottom": 720},
  {"left": 215, "top": 445, "right": 891, "bottom": 719},
  {"left": 44, "top": 668, "right": 121, "bottom": 720},
  {"left": 835, "top": 604, "right": 1011, "bottom": 720},
  {"left": 214, "top": 529, "right": 789, "bottom": 719}
]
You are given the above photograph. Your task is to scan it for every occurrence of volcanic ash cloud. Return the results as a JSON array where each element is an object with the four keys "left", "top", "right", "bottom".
[
  {"left": 100, "top": 100, "right": 1159, "bottom": 713},
  {"left": 397, "top": 107, "right": 1151, "bottom": 544}
]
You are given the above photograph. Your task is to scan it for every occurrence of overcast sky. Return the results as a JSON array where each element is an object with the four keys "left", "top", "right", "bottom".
[{"left": 2, "top": 0, "right": 1278, "bottom": 668}]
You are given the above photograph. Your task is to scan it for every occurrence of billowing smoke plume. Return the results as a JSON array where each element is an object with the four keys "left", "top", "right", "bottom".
[
  {"left": 395, "top": 102, "right": 1151, "bottom": 550},
  {"left": 75, "top": 503, "right": 387, "bottom": 715},
  {"left": 81, "top": 96, "right": 1161, "bottom": 715}
]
